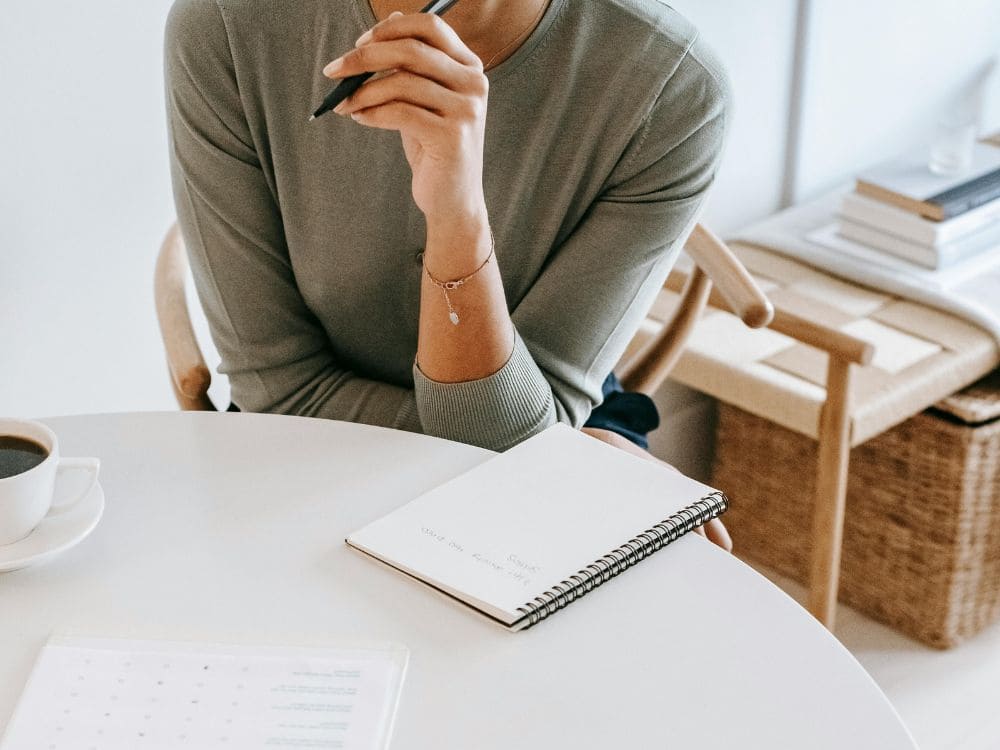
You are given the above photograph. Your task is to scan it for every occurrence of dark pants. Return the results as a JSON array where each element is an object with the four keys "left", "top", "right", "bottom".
[
  {"left": 582, "top": 372, "right": 659, "bottom": 450},
  {"left": 228, "top": 373, "right": 658, "bottom": 449}
]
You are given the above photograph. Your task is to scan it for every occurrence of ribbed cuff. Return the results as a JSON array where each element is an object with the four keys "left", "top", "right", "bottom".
[{"left": 412, "top": 331, "right": 556, "bottom": 452}]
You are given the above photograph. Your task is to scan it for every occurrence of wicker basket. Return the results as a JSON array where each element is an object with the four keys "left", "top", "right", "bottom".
[{"left": 712, "top": 370, "right": 1000, "bottom": 649}]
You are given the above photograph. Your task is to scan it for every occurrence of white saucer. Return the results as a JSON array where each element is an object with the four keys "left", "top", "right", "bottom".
[{"left": 0, "top": 481, "right": 105, "bottom": 573}]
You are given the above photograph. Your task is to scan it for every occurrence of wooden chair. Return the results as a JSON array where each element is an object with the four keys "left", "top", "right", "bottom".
[
  {"left": 647, "top": 245, "right": 876, "bottom": 629},
  {"left": 154, "top": 222, "right": 774, "bottom": 411}
]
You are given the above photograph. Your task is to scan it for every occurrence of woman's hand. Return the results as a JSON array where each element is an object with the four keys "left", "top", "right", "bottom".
[
  {"left": 323, "top": 11, "right": 489, "bottom": 224},
  {"left": 580, "top": 426, "right": 734, "bottom": 553}
]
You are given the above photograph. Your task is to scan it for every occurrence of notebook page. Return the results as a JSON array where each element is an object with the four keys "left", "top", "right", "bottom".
[
  {"left": 347, "top": 424, "right": 716, "bottom": 623},
  {"left": 0, "top": 636, "right": 408, "bottom": 750}
]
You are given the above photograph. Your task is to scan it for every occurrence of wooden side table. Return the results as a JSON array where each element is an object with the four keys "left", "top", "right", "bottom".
[{"left": 627, "top": 243, "right": 999, "bottom": 629}]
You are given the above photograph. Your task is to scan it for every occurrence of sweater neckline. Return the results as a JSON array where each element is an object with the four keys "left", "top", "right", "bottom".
[{"left": 352, "top": 1, "right": 565, "bottom": 83}]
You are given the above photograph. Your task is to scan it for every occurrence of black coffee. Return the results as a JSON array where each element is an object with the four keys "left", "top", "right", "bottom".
[{"left": 0, "top": 436, "right": 49, "bottom": 479}]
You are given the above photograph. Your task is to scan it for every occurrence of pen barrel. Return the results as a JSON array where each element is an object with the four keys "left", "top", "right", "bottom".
[
  {"left": 314, "top": 71, "right": 375, "bottom": 119},
  {"left": 420, "top": 0, "right": 461, "bottom": 13}
]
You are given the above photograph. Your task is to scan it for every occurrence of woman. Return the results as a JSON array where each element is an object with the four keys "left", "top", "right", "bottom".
[{"left": 165, "top": 0, "right": 731, "bottom": 548}]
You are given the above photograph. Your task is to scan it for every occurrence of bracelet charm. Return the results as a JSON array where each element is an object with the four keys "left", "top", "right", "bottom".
[{"left": 423, "top": 228, "right": 496, "bottom": 325}]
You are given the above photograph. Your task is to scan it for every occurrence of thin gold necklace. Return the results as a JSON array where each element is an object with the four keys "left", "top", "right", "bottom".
[{"left": 482, "top": 1, "right": 549, "bottom": 71}]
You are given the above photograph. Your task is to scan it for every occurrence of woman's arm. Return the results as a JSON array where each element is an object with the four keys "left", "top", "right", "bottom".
[
  {"left": 326, "top": 12, "right": 513, "bottom": 384},
  {"left": 334, "top": 12, "right": 731, "bottom": 451},
  {"left": 165, "top": 0, "right": 422, "bottom": 429}
]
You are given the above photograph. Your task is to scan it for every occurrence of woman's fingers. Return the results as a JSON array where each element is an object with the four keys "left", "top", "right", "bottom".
[
  {"left": 703, "top": 518, "right": 733, "bottom": 552},
  {"left": 692, "top": 519, "right": 732, "bottom": 552},
  {"left": 324, "top": 38, "right": 476, "bottom": 93},
  {"left": 355, "top": 11, "right": 482, "bottom": 69},
  {"left": 348, "top": 101, "right": 442, "bottom": 137},
  {"left": 334, "top": 70, "right": 466, "bottom": 118}
]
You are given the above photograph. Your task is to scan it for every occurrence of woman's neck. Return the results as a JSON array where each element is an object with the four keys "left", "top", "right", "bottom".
[{"left": 368, "top": 1, "right": 550, "bottom": 69}]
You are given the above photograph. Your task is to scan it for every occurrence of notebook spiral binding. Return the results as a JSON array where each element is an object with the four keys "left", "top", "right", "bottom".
[{"left": 514, "top": 491, "right": 729, "bottom": 629}]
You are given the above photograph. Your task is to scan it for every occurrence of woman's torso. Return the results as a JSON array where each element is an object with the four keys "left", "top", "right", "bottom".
[{"left": 214, "top": 0, "right": 701, "bottom": 386}]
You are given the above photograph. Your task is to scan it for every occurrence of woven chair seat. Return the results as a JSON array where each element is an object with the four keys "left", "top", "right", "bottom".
[{"left": 633, "top": 241, "right": 999, "bottom": 445}]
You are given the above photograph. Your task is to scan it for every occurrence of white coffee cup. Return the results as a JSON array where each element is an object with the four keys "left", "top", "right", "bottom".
[{"left": 0, "top": 418, "right": 100, "bottom": 546}]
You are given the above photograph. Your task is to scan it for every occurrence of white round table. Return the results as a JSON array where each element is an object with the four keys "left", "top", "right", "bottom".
[{"left": 0, "top": 412, "right": 916, "bottom": 749}]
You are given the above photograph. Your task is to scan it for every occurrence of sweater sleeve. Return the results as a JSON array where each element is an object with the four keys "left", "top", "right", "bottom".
[
  {"left": 164, "top": 0, "right": 420, "bottom": 431},
  {"left": 413, "top": 35, "right": 731, "bottom": 451}
]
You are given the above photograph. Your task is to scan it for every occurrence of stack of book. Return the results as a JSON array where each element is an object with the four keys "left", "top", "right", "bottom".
[{"left": 837, "top": 141, "right": 1000, "bottom": 269}]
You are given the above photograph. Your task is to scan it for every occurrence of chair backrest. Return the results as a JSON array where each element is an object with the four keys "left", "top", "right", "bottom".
[
  {"left": 154, "top": 222, "right": 773, "bottom": 410},
  {"left": 617, "top": 224, "right": 773, "bottom": 395},
  {"left": 154, "top": 224, "right": 215, "bottom": 411}
]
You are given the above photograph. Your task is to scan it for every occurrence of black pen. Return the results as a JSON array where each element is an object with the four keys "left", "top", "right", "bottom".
[{"left": 309, "top": 0, "right": 463, "bottom": 122}]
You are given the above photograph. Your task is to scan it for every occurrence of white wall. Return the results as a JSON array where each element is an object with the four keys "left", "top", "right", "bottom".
[
  {"left": 793, "top": 0, "right": 1000, "bottom": 200},
  {"left": 2, "top": 2, "right": 999, "bottom": 475},
  {"left": 669, "top": 0, "right": 800, "bottom": 233},
  {"left": 1, "top": 1, "right": 178, "bottom": 418}
]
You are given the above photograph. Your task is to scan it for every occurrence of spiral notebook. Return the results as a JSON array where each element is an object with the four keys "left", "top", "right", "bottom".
[{"left": 346, "top": 424, "right": 728, "bottom": 631}]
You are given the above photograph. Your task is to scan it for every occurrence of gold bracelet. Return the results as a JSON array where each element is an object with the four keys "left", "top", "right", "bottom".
[{"left": 423, "top": 228, "right": 496, "bottom": 325}]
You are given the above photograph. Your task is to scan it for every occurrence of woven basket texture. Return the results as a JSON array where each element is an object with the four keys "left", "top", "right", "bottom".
[{"left": 712, "top": 401, "right": 1000, "bottom": 649}]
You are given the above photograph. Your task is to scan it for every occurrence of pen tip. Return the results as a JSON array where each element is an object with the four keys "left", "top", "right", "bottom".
[{"left": 308, "top": 114, "right": 316, "bottom": 122}]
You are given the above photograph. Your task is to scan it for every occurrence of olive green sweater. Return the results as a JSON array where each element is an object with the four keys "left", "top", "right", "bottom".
[{"left": 164, "top": 0, "right": 729, "bottom": 451}]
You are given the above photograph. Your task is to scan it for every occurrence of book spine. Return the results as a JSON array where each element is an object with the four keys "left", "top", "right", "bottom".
[
  {"left": 931, "top": 169, "right": 1000, "bottom": 220},
  {"left": 512, "top": 491, "right": 729, "bottom": 630}
]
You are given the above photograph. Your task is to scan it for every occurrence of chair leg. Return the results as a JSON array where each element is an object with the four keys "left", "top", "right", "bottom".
[{"left": 807, "top": 356, "right": 853, "bottom": 629}]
